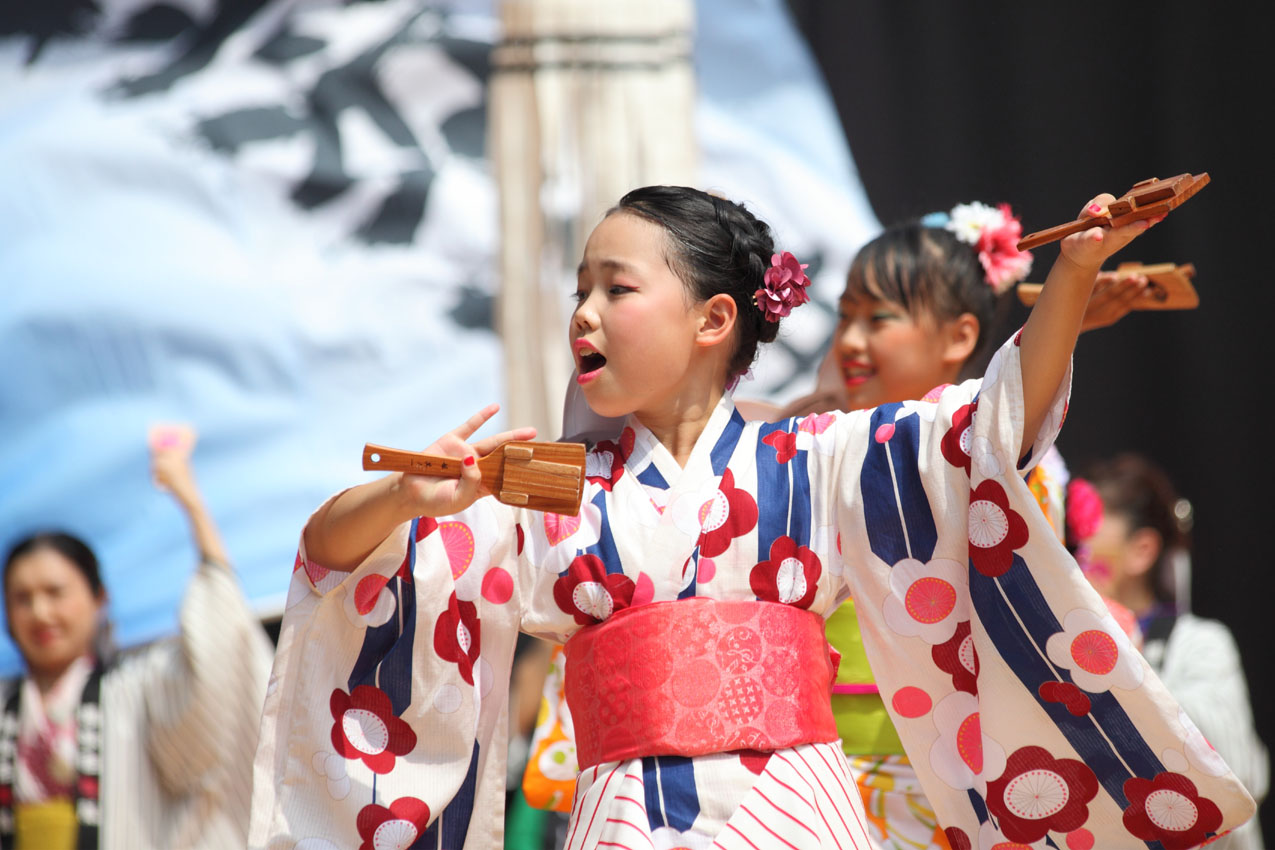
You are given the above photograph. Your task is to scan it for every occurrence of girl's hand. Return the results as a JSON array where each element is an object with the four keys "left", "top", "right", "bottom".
[
  {"left": 152, "top": 446, "right": 200, "bottom": 507},
  {"left": 1060, "top": 194, "right": 1164, "bottom": 271},
  {"left": 302, "top": 403, "right": 536, "bottom": 572},
  {"left": 395, "top": 403, "right": 538, "bottom": 518},
  {"left": 1080, "top": 269, "right": 1152, "bottom": 332}
]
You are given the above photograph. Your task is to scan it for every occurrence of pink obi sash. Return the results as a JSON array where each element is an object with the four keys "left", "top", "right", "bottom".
[{"left": 563, "top": 597, "right": 840, "bottom": 769}]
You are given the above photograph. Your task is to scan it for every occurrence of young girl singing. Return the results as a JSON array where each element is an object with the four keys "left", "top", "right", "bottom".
[{"left": 249, "top": 186, "right": 1254, "bottom": 850}]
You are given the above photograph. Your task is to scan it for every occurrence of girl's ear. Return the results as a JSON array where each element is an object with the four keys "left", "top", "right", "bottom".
[
  {"left": 1125, "top": 527, "right": 1163, "bottom": 578},
  {"left": 697, "top": 293, "right": 738, "bottom": 348},
  {"left": 940, "top": 312, "right": 981, "bottom": 368}
]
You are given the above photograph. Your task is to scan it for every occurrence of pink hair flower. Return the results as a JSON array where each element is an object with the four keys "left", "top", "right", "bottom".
[
  {"left": 1065, "top": 477, "right": 1104, "bottom": 545},
  {"left": 937, "top": 201, "right": 1034, "bottom": 293},
  {"left": 754, "top": 251, "right": 811, "bottom": 322},
  {"left": 976, "top": 203, "right": 1034, "bottom": 293}
]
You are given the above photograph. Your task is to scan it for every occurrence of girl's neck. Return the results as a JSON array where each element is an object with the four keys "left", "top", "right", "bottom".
[
  {"left": 1114, "top": 580, "right": 1160, "bottom": 619},
  {"left": 636, "top": 387, "right": 725, "bottom": 468}
]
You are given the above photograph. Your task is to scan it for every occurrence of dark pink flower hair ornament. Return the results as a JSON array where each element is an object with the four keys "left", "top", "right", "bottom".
[{"left": 754, "top": 251, "right": 812, "bottom": 321}]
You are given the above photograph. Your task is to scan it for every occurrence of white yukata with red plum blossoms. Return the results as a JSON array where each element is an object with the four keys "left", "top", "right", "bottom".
[{"left": 249, "top": 335, "right": 1256, "bottom": 850}]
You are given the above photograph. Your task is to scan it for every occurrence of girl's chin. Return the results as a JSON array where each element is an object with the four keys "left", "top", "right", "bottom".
[
  {"left": 842, "top": 385, "right": 881, "bottom": 411},
  {"left": 579, "top": 390, "right": 631, "bottom": 420},
  {"left": 585, "top": 402, "right": 631, "bottom": 420}
]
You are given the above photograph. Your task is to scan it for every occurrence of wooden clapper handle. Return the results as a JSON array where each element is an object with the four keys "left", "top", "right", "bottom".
[
  {"left": 1017, "top": 172, "right": 1210, "bottom": 252},
  {"left": 363, "top": 441, "right": 587, "bottom": 516},
  {"left": 1017, "top": 217, "right": 1112, "bottom": 252}
]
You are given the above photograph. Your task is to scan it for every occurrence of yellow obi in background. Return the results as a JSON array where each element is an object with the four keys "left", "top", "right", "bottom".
[
  {"left": 826, "top": 599, "right": 904, "bottom": 756},
  {"left": 14, "top": 799, "right": 77, "bottom": 850}
]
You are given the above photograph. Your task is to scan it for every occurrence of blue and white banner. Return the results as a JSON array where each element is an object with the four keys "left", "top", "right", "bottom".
[{"left": 0, "top": 0, "right": 877, "bottom": 674}]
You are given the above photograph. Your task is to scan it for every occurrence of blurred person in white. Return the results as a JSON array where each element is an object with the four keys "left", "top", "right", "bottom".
[
  {"left": 0, "top": 427, "right": 273, "bottom": 849},
  {"left": 1071, "top": 451, "right": 1269, "bottom": 850}
]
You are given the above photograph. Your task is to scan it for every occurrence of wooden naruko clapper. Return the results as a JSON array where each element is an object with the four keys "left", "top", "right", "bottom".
[{"left": 362, "top": 440, "right": 587, "bottom": 516}]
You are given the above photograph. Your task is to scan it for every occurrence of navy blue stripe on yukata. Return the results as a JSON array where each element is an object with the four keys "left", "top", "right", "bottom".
[
  {"left": 787, "top": 431, "right": 812, "bottom": 545},
  {"left": 347, "top": 518, "right": 419, "bottom": 715},
  {"left": 422, "top": 740, "right": 480, "bottom": 846},
  {"left": 642, "top": 755, "right": 701, "bottom": 832},
  {"left": 859, "top": 405, "right": 937, "bottom": 565},
  {"left": 710, "top": 408, "right": 747, "bottom": 475},
  {"left": 637, "top": 464, "right": 668, "bottom": 489},
  {"left": 582, "top": 488, "right": 624, "bottom": 576},
  {"left": 970, "top": 553, "right": 1165, "bottom": 810},
  {"left": 754, "top": 421, "right": 793, "bottom": 562}
]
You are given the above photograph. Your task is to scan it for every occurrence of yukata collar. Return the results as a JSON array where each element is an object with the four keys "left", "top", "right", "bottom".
[{"left": 621, "top": 391, "right": 739, "bottom": 485}]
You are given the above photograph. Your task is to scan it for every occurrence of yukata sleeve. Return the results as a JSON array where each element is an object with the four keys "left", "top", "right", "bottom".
[
  {"left": 248, "top": 495, "right": 525, "bottom": 850},
  {"left": 142, "top": 557, "right": 273, "bottom": 808},
  {"left": 834, "top": 334, "right": 1256, "bottom": 849}
]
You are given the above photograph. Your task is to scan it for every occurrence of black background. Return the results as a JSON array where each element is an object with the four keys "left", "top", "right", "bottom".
[{"left": 784, "top": 1, "right": 1273, "bottom": 843}]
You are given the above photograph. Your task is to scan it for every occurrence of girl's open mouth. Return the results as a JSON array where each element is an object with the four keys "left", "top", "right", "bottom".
[{"left": 577, "top": 350, "right": 607, "bottom": 382}]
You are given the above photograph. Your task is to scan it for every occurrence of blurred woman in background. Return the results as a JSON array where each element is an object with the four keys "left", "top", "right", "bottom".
[{"left": 0, "top": 428, "right": 273, "bottom": 850}]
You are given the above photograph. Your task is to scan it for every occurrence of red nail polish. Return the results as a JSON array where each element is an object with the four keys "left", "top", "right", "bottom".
[
  {"left": 463, "top": 456, "right": 476, "bottom": 467},
  {"left": 1088, "top": 203, "right": 1103, "bottom": 214}
]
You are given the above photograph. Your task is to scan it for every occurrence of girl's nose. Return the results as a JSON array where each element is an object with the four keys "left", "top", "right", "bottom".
[
  {"left": 572, "top": 296, "right": 599, "bottom": 332},
  {"left": 837, "top": 318, "right": 867, "bottom": 354}
]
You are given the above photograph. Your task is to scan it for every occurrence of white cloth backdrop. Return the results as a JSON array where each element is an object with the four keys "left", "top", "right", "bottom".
[{"left": 0, "top": 0, "right": 878, "bottom": 674}]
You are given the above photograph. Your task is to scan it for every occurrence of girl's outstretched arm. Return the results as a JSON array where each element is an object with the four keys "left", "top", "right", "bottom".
[
  {"left": 1018, "top": 194, "right": 1161, "bottom": 455},
  {"left": 152, "top": 438, "right": 230, "bottom": 568},
  {"left": 303, "top": 403, "right": 537, "bottom": 571}
]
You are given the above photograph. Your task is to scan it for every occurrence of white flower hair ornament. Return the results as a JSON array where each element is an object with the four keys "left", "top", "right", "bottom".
[{"left": 921, "top": 202, "right": 1034, "bottom": 294}]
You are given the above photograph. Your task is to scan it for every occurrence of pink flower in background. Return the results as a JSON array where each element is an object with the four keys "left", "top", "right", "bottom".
[
  {"left": 976, "top": 203, "right": 1033, "bottom": 292},
  {"left": 754, "top": 251, "right": 811, "bottom": 321},
  {"left": 938, "top": 201, "right": 1033, "bottom": 293},
  {"left": 1065, "top": 478, "right": 1104, "bottom": 545}
]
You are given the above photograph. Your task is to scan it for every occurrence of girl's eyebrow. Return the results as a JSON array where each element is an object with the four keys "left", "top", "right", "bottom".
[{"left": 577, "top": 257, "right": 639, "bottom": 276}]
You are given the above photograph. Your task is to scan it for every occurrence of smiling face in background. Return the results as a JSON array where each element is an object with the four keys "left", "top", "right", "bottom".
[
  {"left": 833, "top": 295, "right": 964, "bottom": 411},
  {"left": 571, "top": 212, "right": 706, "bottom": 421},
  {"left": 4, "top": 545, "right": 104, "bottom": 682}
]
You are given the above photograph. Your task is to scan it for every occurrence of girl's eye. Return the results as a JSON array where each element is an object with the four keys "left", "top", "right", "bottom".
[
  {"left": 570, "top": 290, "right": 587, "bottom": 304},
  {"left": 871, "top": 311, "right": 900, "bottom": 323},
  {"left": 608, "top": 284, "right": 633, "bottom": 296}
]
